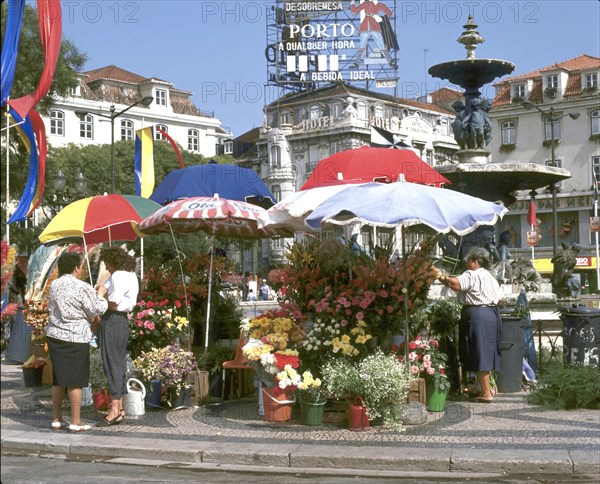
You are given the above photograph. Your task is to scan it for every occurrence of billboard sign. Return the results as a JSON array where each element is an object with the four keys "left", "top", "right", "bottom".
[{"left": 267, "top": 1, "right": 399, "bottom": 88}]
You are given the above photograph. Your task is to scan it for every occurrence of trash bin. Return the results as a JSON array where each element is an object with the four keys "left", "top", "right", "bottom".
[
  {"left": 497, "top": 308, "right": 526, "bottom": 393},
  {"left": 560, "top": 304, "right": 600, "bottom": 366}
]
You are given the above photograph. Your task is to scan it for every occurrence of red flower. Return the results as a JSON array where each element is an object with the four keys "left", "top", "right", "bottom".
[
  {"left": 274, "top": 353, "right": 299, "bottom": 370},
  {"left": 408, "top": 342, "right": 416, "bottom": 350}
]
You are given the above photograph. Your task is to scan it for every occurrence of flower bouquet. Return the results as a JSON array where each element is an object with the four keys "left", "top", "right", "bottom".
[
  {"left": 24, "top": 300, "right": 49, "bottom": 337},
  {"left": 133, "top": 344, "right": 197, "bottom": 394},
  {"left": 296, "top": 370, "right": 324, "bottom": 404},
  {"left": 241, "top": 309, "right": 304, "bottom": 394},
  {"left": 406, "top": 336, "right": 450, "bottom": 393}
]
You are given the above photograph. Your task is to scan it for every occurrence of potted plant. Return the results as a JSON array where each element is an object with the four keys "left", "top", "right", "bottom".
[
  {"left": 407, "top": 336, "right": 451, "bottom": 412},
  {"left": 21, "top": 356, "right": 46, "bottom": 387},
  {"left": 241, "top": 309, "right": 304, "bottom": 422},
  {"left": 90, "top": 348, "right": 111, "bottom": 410},
  {"left": 128, "top": 299, "right": 189, "bottom": 359},
  {"left": 321, "top": 356, "right": 368, "bottom": 431},
  {"left": 296, "top": 370, "right": 326, "bottom": 425},
  {"left": 159, "top": 344, "right": 198, "bottom": 408},
  {"left": 196, "top": 344, "right": 235, "bottom": 397},
  {"left": 132, "top": 346, "right": 165, "bottom": 408}
]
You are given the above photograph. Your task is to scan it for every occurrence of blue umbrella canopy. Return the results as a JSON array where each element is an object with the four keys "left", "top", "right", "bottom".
[
  {"left": 305, "top": 182, "right": 507, "bottom": 235},
  {"left": 150, "top": 161, "right": 276, "bottom": 208}
]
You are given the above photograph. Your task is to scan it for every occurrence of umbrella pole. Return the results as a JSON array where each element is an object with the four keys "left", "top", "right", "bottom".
[
  {"left": 204, "top": 232, "right": 216, "bottom": 352},
  {"left": 402, "top": 226, "right": 409, "bottom": 364},
  {"left": 140, "top": 238, "right": 144, "bottom": 281},
  {"left": 84, "top": 239, "right": 93, "bottom": 285},
  {"left": 168, "top": 226, "right": 191, "bottom": 347}
]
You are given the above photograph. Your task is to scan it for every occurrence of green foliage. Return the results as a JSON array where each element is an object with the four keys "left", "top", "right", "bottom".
[
  {"left": 195, "top": 344, "right": 234, "bottom": 375},
  {"left": 527, "top": 361, "right": 600, "bottom": 410},
  {"left": 89, "top": 348, "right": 108, "bottom": 388}
]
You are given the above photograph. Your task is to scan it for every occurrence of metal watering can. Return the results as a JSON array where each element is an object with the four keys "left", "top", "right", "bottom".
[{"left": 122, "top": 378, "right": 146, "bottom": 416}]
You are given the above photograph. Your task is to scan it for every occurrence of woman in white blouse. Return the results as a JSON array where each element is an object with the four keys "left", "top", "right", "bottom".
[{"left": 47, "top": 251, "right": 108, "bottom": 432}]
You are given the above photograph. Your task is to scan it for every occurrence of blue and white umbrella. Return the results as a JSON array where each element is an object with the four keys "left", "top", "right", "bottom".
[{"left": 305, "top": 182, "right": 507, "bottom": 235}]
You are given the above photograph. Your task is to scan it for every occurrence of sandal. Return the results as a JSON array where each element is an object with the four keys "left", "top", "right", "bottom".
[
  {"left": 96, "top": 415, "right": 122, "bottom": 427},
  {"left": 474, "top": 396, "right": 493, "bottom": 403},
  {"left": 51, "top": 420, "right": 67, "bottom": 431},
  {"left": 68, "top": 424, "right": 91, "bottom": 432}
]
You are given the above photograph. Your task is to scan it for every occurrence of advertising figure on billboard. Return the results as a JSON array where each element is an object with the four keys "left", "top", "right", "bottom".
[{"left": 350, "top": 0, "right": 398, "bottom": 69}]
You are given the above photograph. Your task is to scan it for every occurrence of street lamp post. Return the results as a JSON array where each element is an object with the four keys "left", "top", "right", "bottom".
[
  {"left": 92, "top": 96, "right": 153, "bottom": 194},
  {"left": 523, "top": 101, "right": 580, "bottom": 257}
]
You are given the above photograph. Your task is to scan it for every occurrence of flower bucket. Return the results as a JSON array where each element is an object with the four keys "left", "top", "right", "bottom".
[
  {"left": 426, "top": 381, "right": 447, "bottom": 412},
  {"left": 262, "top": 387, "right": 294, "bottom": 422},
  {"left": 93, "top": 387, "right": 113, "bottom": 411},
  {"left": 300, "top": 400, "right": 326, "bottom": 426},
  {"left": 22, "top": 367, "right": 43, "bottom": 387},
  {"left": 347, "top": 398, "right": 370, "bottom": 432},
  {"left": 168, "top": 387, "right": 191, "bottom": 410},
  {"left": 144, "top": 380, "right": 162, "bottom": 409}
]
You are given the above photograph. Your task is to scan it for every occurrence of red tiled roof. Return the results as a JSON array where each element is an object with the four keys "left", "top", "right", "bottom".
[
  {"left": 83, "top": 65, "right": 147, "bottom": 84},
  {"left": 492, "top": 54, "right": 599, "bottom": 107},
  {"left": 430, "top": 87, "right": 463, "bottom": 103}
]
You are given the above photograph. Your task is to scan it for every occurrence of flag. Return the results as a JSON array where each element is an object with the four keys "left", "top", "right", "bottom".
[
  {"left": 134, "top": 127, "right": 155, "bottom": 198},
  {"left": 527, "top": 200, "right": 536, "bottom": 228},
  {"left": 8, "top": 0, "right": 62, "bottom": 118},
  {"left": 370, "top": 125, "right": 412, "bottom": 149},
  {"left": 6, "top": 108, "right": 47, "bottom": 223},
  {"left": 0, "top": 0, "right": 26, "bottom": 106},
  {"left": 156, "top": 127, "right": 184, "bottom": 169}
]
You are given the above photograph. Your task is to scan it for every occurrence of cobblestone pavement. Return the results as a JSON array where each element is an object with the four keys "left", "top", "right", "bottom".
[{"left": 2, "top": 361, "right": 599, "bottom": 477}]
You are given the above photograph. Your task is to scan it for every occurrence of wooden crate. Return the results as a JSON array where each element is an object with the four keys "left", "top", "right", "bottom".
[
  {"left": 407, "top": 378, "right": 426, "bottom": 405},
  {"left": 187, "top": 370, "right": 209, "bottom": 406}
]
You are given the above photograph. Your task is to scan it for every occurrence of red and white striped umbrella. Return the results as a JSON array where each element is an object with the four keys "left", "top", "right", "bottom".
[
  {"left": 138, "top": 196, "right": 280, "bottom": 238},
  {"left": 139, "top": 195, "right": 285, "bottom": 350}
]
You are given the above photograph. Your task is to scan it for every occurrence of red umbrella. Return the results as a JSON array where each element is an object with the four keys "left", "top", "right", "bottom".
[{"left": 300, "top": 146, "right": 449, "bottom": 190}]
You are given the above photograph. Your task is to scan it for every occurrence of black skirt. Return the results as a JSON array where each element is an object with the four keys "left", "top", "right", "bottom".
[{"left": 47, "top": 336, "right": 90, "bottom": 388}]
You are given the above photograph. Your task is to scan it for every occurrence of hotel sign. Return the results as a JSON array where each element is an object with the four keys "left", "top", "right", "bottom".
[{"left": 267, "top": 0, "right": 399, "bottom": 87}]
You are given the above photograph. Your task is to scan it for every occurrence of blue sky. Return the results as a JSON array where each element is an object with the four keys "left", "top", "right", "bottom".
[{"left": 55, "top": 0, "right": 600, "bottom": 136}]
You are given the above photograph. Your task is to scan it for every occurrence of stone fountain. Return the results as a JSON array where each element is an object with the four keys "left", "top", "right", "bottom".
[{"left": 428, "top": 16, "right": 570, "bottom": 206}]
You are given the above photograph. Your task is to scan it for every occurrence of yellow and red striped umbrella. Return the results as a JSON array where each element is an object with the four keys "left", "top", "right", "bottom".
[{"left": 39, "top": 194, "right": 162, "bottom": 245}]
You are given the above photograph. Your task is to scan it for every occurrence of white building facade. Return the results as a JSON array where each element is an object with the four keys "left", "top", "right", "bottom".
[{"left": 43, "top": 65, "right": 232, "bottom": 157}]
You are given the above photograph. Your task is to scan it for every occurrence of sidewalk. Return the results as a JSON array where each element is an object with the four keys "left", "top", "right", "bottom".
[{"left": 1, "top": 361, "right": 598, "bottom": 479}]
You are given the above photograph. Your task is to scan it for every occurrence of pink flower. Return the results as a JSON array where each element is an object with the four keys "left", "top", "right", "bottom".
[
  {"left": 356, "top": 311, "right": 364, "bottom": 321},
  {"left": 426, "top": 367, "right": 435, "bottom": 375},
  {"left": 175, "top": 300, "right": 182, "bottom": 308},
  {"left": 411, "top": 365, "right": 420, "bottom": 375},
  {"left": 423, "top": 360, "right": 431, "bottom": 368},
  {"left": 340, "top": 320, "right": 348, "bottom": 327},
  {"left": 145, "top": 321, "right": 155, "bottom": 331},
  {"left": 423, "top": 354, "right": 431, "bottom": 362}
]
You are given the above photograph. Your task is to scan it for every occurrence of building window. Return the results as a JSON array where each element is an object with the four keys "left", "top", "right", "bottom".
[
  {"left": 374, "top": 104, "right": 384, "bottom": 118},
  {"left": 592, "top": 156, "right": 600, "bottom": 187},
  {"left": 280, "top": 111, "right": 291, "bottom": 126},
  {"left": 402, "top": 108, "right": 409, "bottom": 118},
  {"left": 514, "top": 84, "right": 526, "bottom": 98},
  {"left": 357, "top": 101, "right": 367, "bottom": 120},
  {"left": 155, "top": 124, "right": 168, "bottom": 141},
  {"left": 544, "top": 117, "right": 561, "bottom": 140},
  {"left": 270, "top": 145, "right": 281, "bottom": 169},
  {"left": 306, "top": 144, "right": 319, "bottom": 173},
  {"left": 188, "top": 129, "right": 199, "bottom": 151},
  {"left": 80, "top": 114, "right": 93, "bottom": 139},
  {"left": 155, "top": 89, "right": 167, "bottom": 106},
  {"left": 120, "top": 119, "right": 133, "bottom": 141},
  {"left": 224, "top": 140, "right": 233, "bottom": 154},
  {"left": 501, "top": 121, "right": 516, "bottom": 145},
  {"left": 591, "top": 110, "right": 600, "bottom": 135},
  {"left": 585, "top": 73, "right": 598, "bottom": 89},
  {"left": 546, "top": 75, "right": 558, "bottom": 89},
  {"left": 330, "top": 140, "right": 342, "bottom": 154},
  {"left": 271, "top": 184, "right": 281, "bottom": 202},
  {"left": 310, "top": 105, "right": 321, "bottom": 120},
  {"left": 50, "top": 110, "right": 64, "bottom": 136},
  {"left": 330, "top": 103, "right": 342, "bottom": 119}
]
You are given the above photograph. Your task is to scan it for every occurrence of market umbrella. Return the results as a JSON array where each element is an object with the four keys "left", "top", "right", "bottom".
[
  {"left": 138, "top": 196, "right": 285, "bottom": 350},
  {"left": 39, "top": 194, "right": 162, "bottom": 245},
  {"left": 300, "top": 146, "right": 450, "bottom": 191},
  {"left": 258, "top": 183, "right": 369, "bottom": 232},
  {"left": 149, "top": 160, "right": 276, "bottom": 209},
  {"left": 305, "top": 181, "right": 508, "bottom": 362},
  {"left": 38, "top": 194, "right": 162, "bottom": 282}
]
